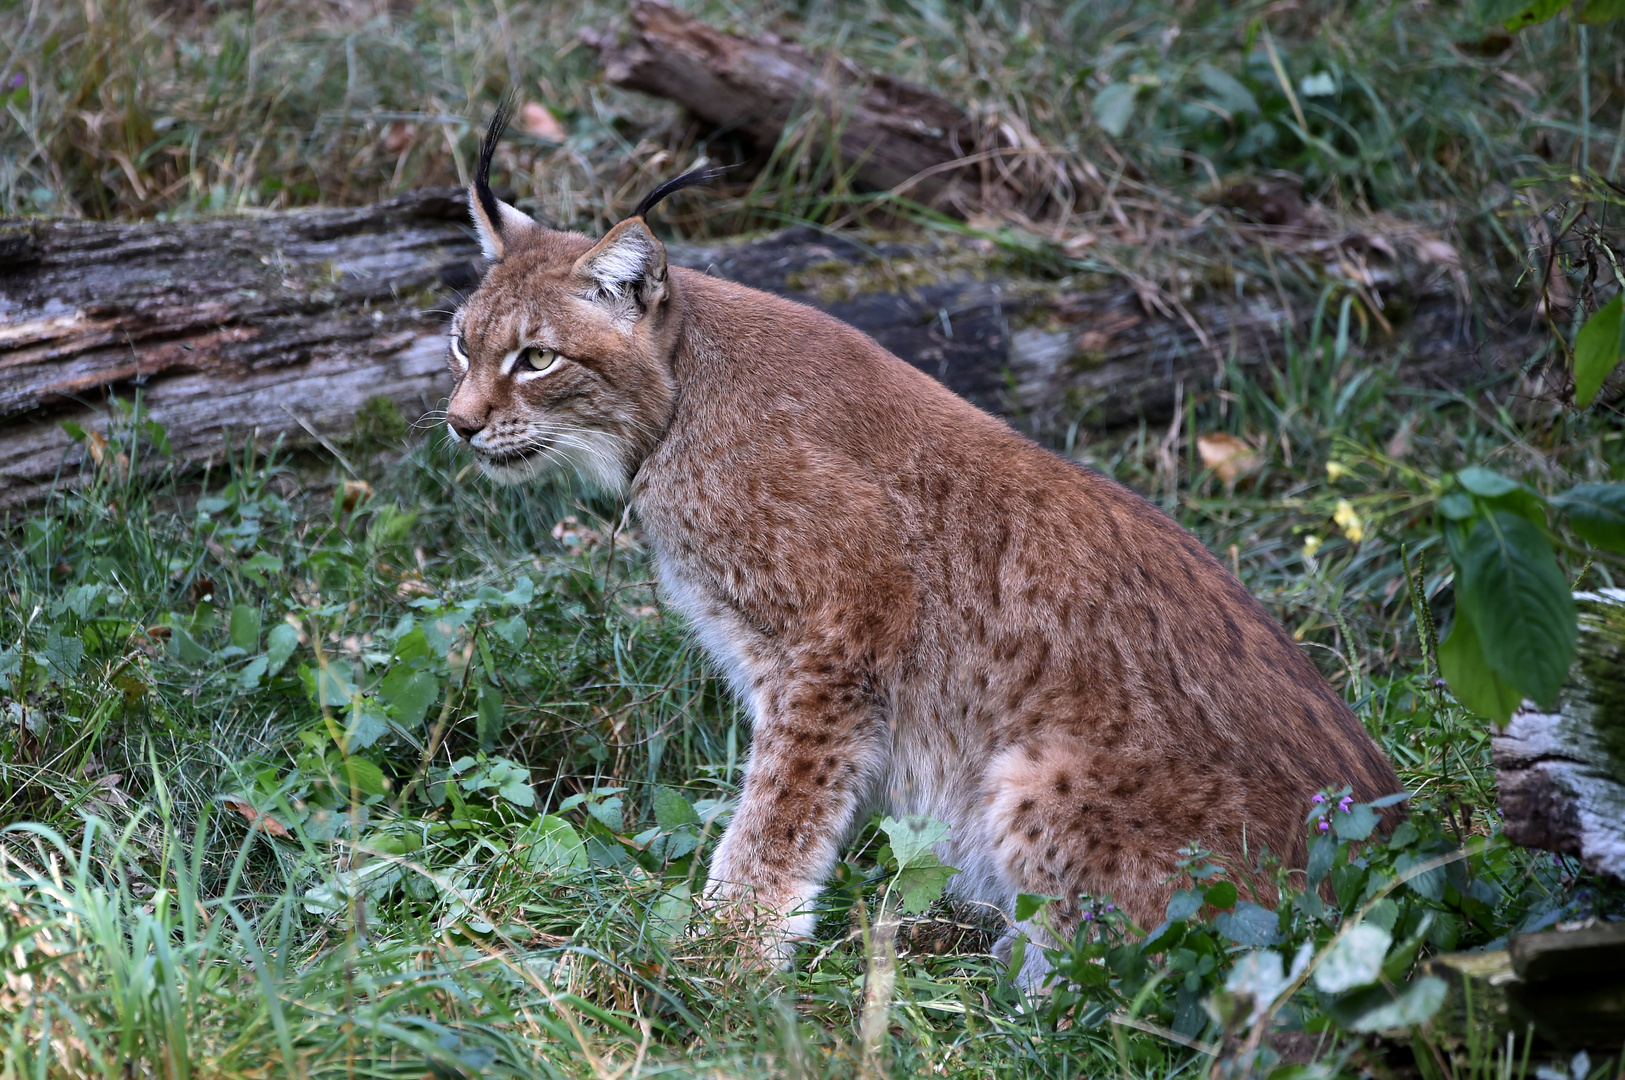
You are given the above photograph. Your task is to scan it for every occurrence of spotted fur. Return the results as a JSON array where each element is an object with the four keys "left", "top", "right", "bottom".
[{"left": 444, "top": 169, "right": 1402, "bottom": 984}]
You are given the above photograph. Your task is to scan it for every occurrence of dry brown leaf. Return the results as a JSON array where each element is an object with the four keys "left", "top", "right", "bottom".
[
  {"left": 224, "top": 797, "right": 292, "bottom": 839},
  {"left": 340, "top": 478, "right": 372, "bottom": 512},
  {"left": 1196, "top": 433, "right": 1260, "bottom": 484},
  {"left": 521, "top": 102, "right": 566, "bottom": 142},
  {"left": 396, "top": 578, "right": 434, "bottom": 599}
]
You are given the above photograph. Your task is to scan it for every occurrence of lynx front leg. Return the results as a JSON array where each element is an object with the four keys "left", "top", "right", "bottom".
[{"left": 704, "top": 665, "right": 889, "bottom": 962}]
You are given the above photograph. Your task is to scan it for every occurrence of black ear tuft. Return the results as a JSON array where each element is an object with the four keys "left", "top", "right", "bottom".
[
  {"left": 629, "top": 164, "right": 735, "bottom": 222},
  {"left": 474, "top": 92, "right": 519, "bottom": 237}
]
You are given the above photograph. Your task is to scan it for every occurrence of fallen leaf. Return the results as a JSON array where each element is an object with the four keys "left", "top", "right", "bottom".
[
  {"left": 224, "top": 797, "right": 292, "bottom": 838},
  {"left": 521, "top": 102, "right": 566, "bottom": 142},
  {"left": 340, "top": 479, "right": 372, "bottom": 512},
  {"left": 396, "top": 578, "right": 434, "bottom": 599},
  {"left": 1197, "top": 433, "right": 1260, "bottom": 484}
]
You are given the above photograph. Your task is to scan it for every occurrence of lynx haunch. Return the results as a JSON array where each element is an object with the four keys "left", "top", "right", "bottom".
[{"left": 442, "top": 103, "right": 1401, "bottom": 982}]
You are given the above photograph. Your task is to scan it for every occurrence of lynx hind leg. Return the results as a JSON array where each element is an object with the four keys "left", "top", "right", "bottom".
[{"left": 982, "top": 740, "right": 1192, "bottom": 941}]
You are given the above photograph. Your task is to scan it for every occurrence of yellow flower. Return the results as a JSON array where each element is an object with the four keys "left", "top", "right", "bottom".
[
  {"left": 1333, "top": 499, "right": 1364, "bottom": 543},
  {"left": 1325, "top": 461, "right": 1349, "bottom": 481},
  {"left": 1302, "top": 535, "right": 1322, "bottom": 559}
]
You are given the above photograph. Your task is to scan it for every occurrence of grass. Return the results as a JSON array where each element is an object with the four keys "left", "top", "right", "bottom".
[{"left": 4, "top": 0, "right": 1625, "bottom": 1077}]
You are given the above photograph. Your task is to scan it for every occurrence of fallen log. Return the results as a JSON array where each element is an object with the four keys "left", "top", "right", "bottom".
[
  {"left": 1494, "top": 590, "right": 1625, "bottom": 883},
  {"left": 1, "top": 189, "right": 1511, "bottom": 510},
  {"left": 583, "top": 0, "right": 1021, "bottom": 214}
]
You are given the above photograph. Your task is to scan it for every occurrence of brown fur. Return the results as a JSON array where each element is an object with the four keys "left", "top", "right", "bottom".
[{"left": 444, "top": 190, "right": 1401, "bottom": 978}]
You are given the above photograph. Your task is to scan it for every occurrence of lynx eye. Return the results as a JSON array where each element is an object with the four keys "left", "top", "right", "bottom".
[
  {"left": 449, "top": 334, "right": 470, "bottom": 368},
  {"left": 520, "top": 346, "right": 563, "bottom": 376}
]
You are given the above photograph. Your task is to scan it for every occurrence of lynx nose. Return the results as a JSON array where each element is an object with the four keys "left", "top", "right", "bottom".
[{"left": 448, "top": 414, "right": 485, "bottom": 442}]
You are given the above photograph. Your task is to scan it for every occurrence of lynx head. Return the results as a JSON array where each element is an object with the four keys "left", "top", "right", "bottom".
[{"left": 444, "top": 98, "right": 727, "bottom": 493}]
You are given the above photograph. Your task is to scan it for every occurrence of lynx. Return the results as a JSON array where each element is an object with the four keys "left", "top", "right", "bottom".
[{"left": 442, "top": 102, "right": 1401, "bottom": 981}]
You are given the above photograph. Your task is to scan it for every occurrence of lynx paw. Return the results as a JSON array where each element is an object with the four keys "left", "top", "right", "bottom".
[{"left": 699, "top": 877, "right": 818, "bottom": 968}]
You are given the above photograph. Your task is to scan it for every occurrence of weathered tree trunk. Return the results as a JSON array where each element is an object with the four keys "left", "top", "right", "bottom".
[
  {"left": 1494, "top": 590, "right": 1625, "bottom": 882},
  {"left": 583, "top": 0, "right": 1007, "bottom": 213},
  {"left": 1, "top": 189, "right": 1506, "bottom": 510}
]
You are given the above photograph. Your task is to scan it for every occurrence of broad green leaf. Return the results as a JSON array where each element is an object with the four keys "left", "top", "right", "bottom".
[
  {"left": 1093, "top": 83, "right": 1137, "bottom": 137},
  {"left": 1333, "top": 802, "right": 1379, "bottom": 842},
  {"left": 1197, "top": 63, "right": 1260, "bottom": 116},
  {"left": 380, "top": 667, "right": 438, "bottom": 728},
  {"left": 313, "top": 661, "right": 356, "bottom": 707},
  {"left": 1500, "top": 0, "right": 1570, "bottom": 29},
  {"left": 242, "top": 552, "right": 283, "bottom": 575},
  {"left": 1166, "top": 888, "right": 1203, "bottom": 922},
  {"left": 1439, "top": 492, "right": 1476, "bottom": 521},
  {"left": 1455, "top": 510, "right": 1576, "bottom": 706},
  {"left": 1438, "top": 608, "right": 1525, "bottom": 723},
  {"left": 341, "top": 755, "right": 387, "bottom": 797},
  {"left": 586, "top": 796, "right": 624, "bottom": 834},
  {"left": 229, "top": 605, "right": 261, "bottom": 651},
  {"left": 1015, "top": 893, "right": 1058, "bottom": 921},
  {"left": 497, "top": 775, "right": 535, "bottom": 808},
  {"left": 1394, "top": 852, "right": 1446, "bottom": 901},
  {"left": 1306, "top": 833, "right": 1339, "bottom": 888},
  {"left": 1574, "top": 295, "right": 1624, "bottom": 408},
  {"left": 1552, "top": 483, "right": 1625, "bottom": 555},
  {"left": 1223, "top": 950, "right": 1287, "bottom": 1024},
  {"left": 1579, "top": 0, "right": 1625, "bottom": 19},
  {"left": 502, "top": 576, "right": 535, "bottom": 605},
  {"left": 881, "top": 815, "right": 950, "bottom": 868},
  {"left": 650, "top": 883, "right": 692, "bottom": 940},
  {"left": 1313, "top": 924, "right": 1391, "bottom": 992},
  {"left": 1455, "top": 467, "right": 1519, "bottom": 497},
  {"left": 1204, "top": 880, "right": 1238, "bottom": 909},
  {"left": 1333, "top": 975, "right": 1448, "bottom": 1032},
  {"left": 653, "top": 787, "right": 701, "bottom": 831},
  {"left": 344, "top": 705, "right": 389, "bottom": 751},
  {"left": 266, "top": 622, "right": 299, "bottom": 675},
  {"left": 238, "top": 654, "right": 268, "bottom": 690},
  {"left": 492, "top": 614, "right": 528, "bottom": 648},
  {"left": 894, "top": 862, "right": 959, "bottom": 914},
  {"left": 1214, "top": 901, "right": 1281, "bottom": 946}
]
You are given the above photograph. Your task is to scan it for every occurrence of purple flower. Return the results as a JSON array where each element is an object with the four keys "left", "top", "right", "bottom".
[
  {"left": 1312, "top": 793, "right": 1326, "bottom": 804},
  {"left": 1318, "top": 820, "right": 1330, "bottom": 833},
  {"left": 6, "top": 73, "right": 22, "bottom": 89},
  {"left": 1105, "top": 904, "right": 1115, "bottom": 912},
  {"left": 1338, "top": 795, "right": 1353, "bottom": 813},
  {"left": 1082, "top": 911, "right": 1094, "bottom": 921}
]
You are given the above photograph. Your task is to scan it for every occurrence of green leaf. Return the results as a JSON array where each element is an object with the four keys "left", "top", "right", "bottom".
[
  {"left": 1438, "top": 608, "right": 1526, "bottom": 723},
  {"left": 344, "top": 705, "right": 389, "bottom": 751},
  {"left": 341, "top": 755, "right": 387, "bottom": 797},
  {"left": 894, "top": 863, "right": 960, "bottom": 914},
  {"left": 1579, "top": 0, "right": 1625, "bottom": 20},
  {"left": 312, "top": 661, "right": 356, "bottom": 707},
  {"left": 492, "top": 615, "right": 527, "bottom": 648},
  {"left": 880, "top": 815, "right": 950, "bottom": 869},
  {"left": 380, "top": 667, "right": 438, "bottom": 728},
  {"left": 242, "top": 552, "right": 283, "bottom": 576},
  {"left": 476, "top": 683, "right": 504, "bottom": 751},
  {"left": 1329, "top": 976, "right": 1448, "bottom": 1032},
  {"left": 1166, "top": 888, "right": 1203, "bottom": 922},
  {"left": 1552, "top": 483, "right": 1625, "bottom": 555},
  {"left": 1214, "top": 901, "right": 1281, "bottom": 946},
  {"left": 1197, "top": 63, "right": 1260, "bottom": 116},
  {"left": 1455, "top": 510, "right": 1576, "bottom": 706},
  {"left": 653, "top": 787, "right": 701, "bottom": 831},
  {"left": 166, "top": 623, "right": 212, "bottom": 665},
  {"left": 1307, "top": 834, "right": 1339, "bottom": 888},
  {"left": 650, "top": 883, "right": 692, "bottom": 940},
  {"left": 266, "top": 622, "right": 299, "bottom": 675},
  {"left": 586, "top": 796, "right": 624, "bottom": 834},
  {"left": 60, "top": 421, "right": 87, "bottom": 442},
  {"left": 1455, "top": 467, "right": 1519, "bottom": 498},
  {"left": 1333, "top": 803, "right": 1379, "bottom": 842},
  {"left": 229, "top": 605, "right": 261, "bottom": 652},
  {"left": 1313, "top": 924, "right": 1391, "bottom": 992},
  {"left": 1439, "top": 492, "right": 1477, "bottom": 521},
  {"left": 1499, "top": 0, "right": 1570, "bottom": 30},
  {"left": 238, "top": 654, "right": 268, "bottom": 690},
  {"left": 1574, "top": 295, "right": 1624, "bottom": 408},
  {"left": 1204, "top": 880, "right": 1238, "bottom": 909},
  {"left": 1015, "top": 893, "right": 1058, "bottom": 921},
  {"left": 1093, "top": 83, "right": 1138, "bottom": 137}
]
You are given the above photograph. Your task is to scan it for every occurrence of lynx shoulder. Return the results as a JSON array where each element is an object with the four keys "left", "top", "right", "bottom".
[{"left": 441, "top": 104, "right": 1401, "bottom": 982}]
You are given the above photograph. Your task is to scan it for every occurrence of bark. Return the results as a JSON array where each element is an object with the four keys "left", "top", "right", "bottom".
[
  {"left": 583, "top": 0, "right": 1001, "bottom": 212},
  {"left": 1, "top": 189, "right": 1512, "bottom": 510},
  {"left": 1494, "top": 590, "right": 1625, "bottom": 882}
]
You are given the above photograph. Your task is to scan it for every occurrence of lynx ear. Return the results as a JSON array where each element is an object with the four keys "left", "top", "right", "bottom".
[
  {"left": 573, "top": 218, "right": 668, "bottom": 312},
  {"left": 469, "top": 189, "right": 537, "bottom": 262},
  {"left": 468, "top": 93, "right": 534, "bottom": 262}
]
